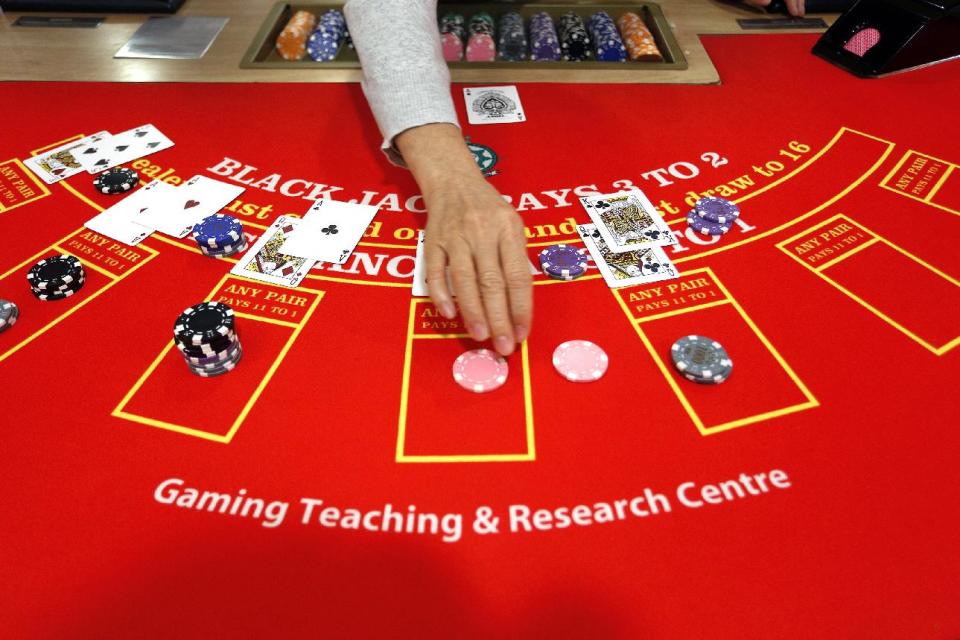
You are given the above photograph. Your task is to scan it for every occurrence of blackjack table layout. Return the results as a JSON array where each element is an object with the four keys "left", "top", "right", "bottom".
[{"left": 1, "top": 1, "right": 959, "bottom": 637}]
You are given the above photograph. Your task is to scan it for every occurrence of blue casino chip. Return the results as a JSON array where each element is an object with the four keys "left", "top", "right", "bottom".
[{"left": 192, "top": 214, "right": 243, "bottom": 248}]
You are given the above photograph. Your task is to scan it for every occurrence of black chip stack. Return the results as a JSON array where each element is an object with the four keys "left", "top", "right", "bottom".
[
  {"left": 26, "top": 254, "right": 86, "bottom": 301},
  {"left": 557, "top": 11, "right": 592, "bottom": 61},
  {"left": 173, "top": 301, "right": 243, "bottom": 378},
  {"left": 93, "top": 167, "right": 139, "bottom": 195},
  {"left": 497, "top": 12, "right": 527, "bottom": 61}
]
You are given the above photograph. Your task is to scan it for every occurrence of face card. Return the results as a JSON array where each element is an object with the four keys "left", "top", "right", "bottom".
[
  {"left": 464, "top": 85, "right": 526, "bottom": 125},
  {"left": 23, "top": 131, "right": 111, "bottom": 184},
  {"left": 83, "top": 180, "right": 171, "bottom": 246},
  {"left": 580, "top": 190, "right": 677, "bottom": 252},
  {"left": 577, "top": 223, "right": 679, "bottom": 289},
  {"left": 279, "top": 198, "right": 379, "bottom": 265},
  {"left": 135, "top": 174, "right": 245, "bottom": 238},
  {"left": 230, "top": 216, "right": 316, "bottom": 288},
  {"left": 77, "top": 123, "right": 175, "bottom": 174}
]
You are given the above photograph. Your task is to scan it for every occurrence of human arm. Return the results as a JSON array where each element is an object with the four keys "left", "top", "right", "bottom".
[
  {"left": 397, "top": 123, "right": 532, "bottom": 356},
  {"left": 344, "top": 0, "right": 533, "bottom": 355}
]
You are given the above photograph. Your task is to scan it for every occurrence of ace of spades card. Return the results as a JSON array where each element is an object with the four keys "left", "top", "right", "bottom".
[
  {"left": 231, "top": 216, "right": 317, "bottom": 288},
  {"left": 580, "top": 190, "right": 677, "bottom": 252},
  {"left": 577, "top": 223, "right": 679, "bottom": 289},
  {"left": 23, "top": 131, "right": 110, "bottom": 184},
  {"left": 464, "top": 86, "right": 525, "bottom": 125},
  {"left": 77, "top": 123, "right": 174, "bottom": 174}
]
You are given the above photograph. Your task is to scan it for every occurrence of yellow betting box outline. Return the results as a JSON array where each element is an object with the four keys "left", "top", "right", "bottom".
[
  {"left": 879, "top": 149, "right": 960, "bottom": 217},
  {"left": 0, "top": 158, "right": 51, "bottom": 213},
  {"left": 396, "top": 298, "right": 535, "bottom": 463},
  {"left": 112, "top": 273, "right": 325, "bottom": 444},
  {"left": 666, "top": 127, "right": 897, "bottom": 264},
  {"left": 0, "top": 229, "right": 159, "bottom": 365},
  {"left": 777, "top": 214, "right": 960, "bottom": 356},
  {"left": 612, "top": 267, "right": 819, "bottom": 436}
]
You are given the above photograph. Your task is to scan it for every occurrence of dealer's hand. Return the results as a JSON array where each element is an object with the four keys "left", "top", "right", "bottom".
[
  {"left": 396, "top": 123, "right": 532, "bottom": 357},
  {"left": 742, "top": 0, "right": 806, "bottom": 17}
]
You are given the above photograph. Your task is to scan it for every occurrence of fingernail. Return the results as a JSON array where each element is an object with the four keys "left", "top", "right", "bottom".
[
  {"left": 514, "top": 325, "right": 528, "bottom": 342},
  {"left": 469, "top": 323, "right": 489, "bottom": 342},
  {"left": 439, "top": 301, "right": 456, "bottom": 319},
  {"left": 494, "top": 335, "right": 515, "bottom": 355}
]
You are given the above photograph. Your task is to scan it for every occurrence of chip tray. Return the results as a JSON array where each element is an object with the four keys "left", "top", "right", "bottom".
[{"left": 241, "top": 2, "right": 687, "bottom": 78}]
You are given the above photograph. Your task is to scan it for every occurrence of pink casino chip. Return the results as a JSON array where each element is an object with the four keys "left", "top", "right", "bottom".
[
  {"left": 441, "top": 32, "right": 463, "bottom": 62},
  {"left": 466, "top": 33, "right": 496, "bottom": 62},
  {"left": 453, "top": 348, "right": 509, "bottom": 393},
  {"left": 552, "top": 340, "right": 608, "bottom": 382}
]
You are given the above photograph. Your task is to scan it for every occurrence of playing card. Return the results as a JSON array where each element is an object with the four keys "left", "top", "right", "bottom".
[
  {"left": 230, "top": 216, "right": 316, "bottom": 288},
  {"left": 412, "top": 231, "right": 428, "bottom": 297},
  {"left": 279, "top": 198, "right": 379, "bottom": 265},
  {"left": 23, "top": 131, "right": 111, "bottom": 184},
  {"left": 411, "top": 230, "right": 456, "bottom": 298},
  {"left": 83, "top": 180, "right": 170, "bottom": 246},
  {"left": 464, "top": 86, "right": 526, "bottom": 125},
  {"left": 580, "top": 190, "right": 677, "bottom": 252},
  {"left": 76, "top": 123, "right": 174, "bottom": 174},
  {"left": 135, "top": 175, "right": 245, "bottom": 238},
  {"left": 577, "top": 223, "right": 679, "bottom": 289}
]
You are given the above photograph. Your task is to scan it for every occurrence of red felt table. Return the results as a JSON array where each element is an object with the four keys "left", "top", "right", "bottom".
[{"left": 1, "top": 34, "right": 958, "bottom": 638}]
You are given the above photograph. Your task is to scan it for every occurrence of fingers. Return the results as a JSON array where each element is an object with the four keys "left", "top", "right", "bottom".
[
  {"left": 786, "top": 0, "right": 805, "bottom": 15},
  {"left": 424, "top": 241, "right": 456, "bottom": 319},
  {"left": 421, "top": 184, "right": 533, "bottom": 357},
  {"left": 742, "top": 0, "right": 771, "bottom": 7},
  {"left": 474, "top": 238, "right": 516, "bottom": 356},
  {"left": 499, "top": 222, "right": 533, "bottom": 345},
  {"left": 447, "top": 244, "right": 490, "bottom": 343}
]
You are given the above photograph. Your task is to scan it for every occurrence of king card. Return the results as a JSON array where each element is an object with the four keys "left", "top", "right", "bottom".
[
  {"left": 23, "top": 131, "right": 110, "bottom": 184},
  {"left": 580, "top": 190, "right": 677, "bottom": 252},
  {"left": 577, "top": 223, "right": 680, "bottom": 289},
  {"left": 230, "top": 216, "right": 316, "bottom": 288}
]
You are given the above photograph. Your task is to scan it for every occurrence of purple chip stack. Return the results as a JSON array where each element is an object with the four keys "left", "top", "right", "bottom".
[{"left": 529, "top": 12, "right": 561, "bottom": 62}]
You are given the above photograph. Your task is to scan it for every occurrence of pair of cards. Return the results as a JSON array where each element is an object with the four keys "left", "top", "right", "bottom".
[
  {"left": 577, "top": 190, "right": 680, "bottom": 288},
  {"left": 579, "top": 190, "right": 676, "bottom": 253},
  {"left": 24, "top": 124, "right": 174, "bottom": 184},
  {"left": 464, "top": 86, "right": 525, "bottom": 125},
  {"left": 85, "top": 175, "right": 246, "bottom": 245},
  {"left": 577, "top": 223, "right": 679, "bottom": 288},
  {"left": 279, "top": 198, "right": 379, "bottom": 266},
  {"left": 228, "top": 199, "right": 379, "bottom": 289}
]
